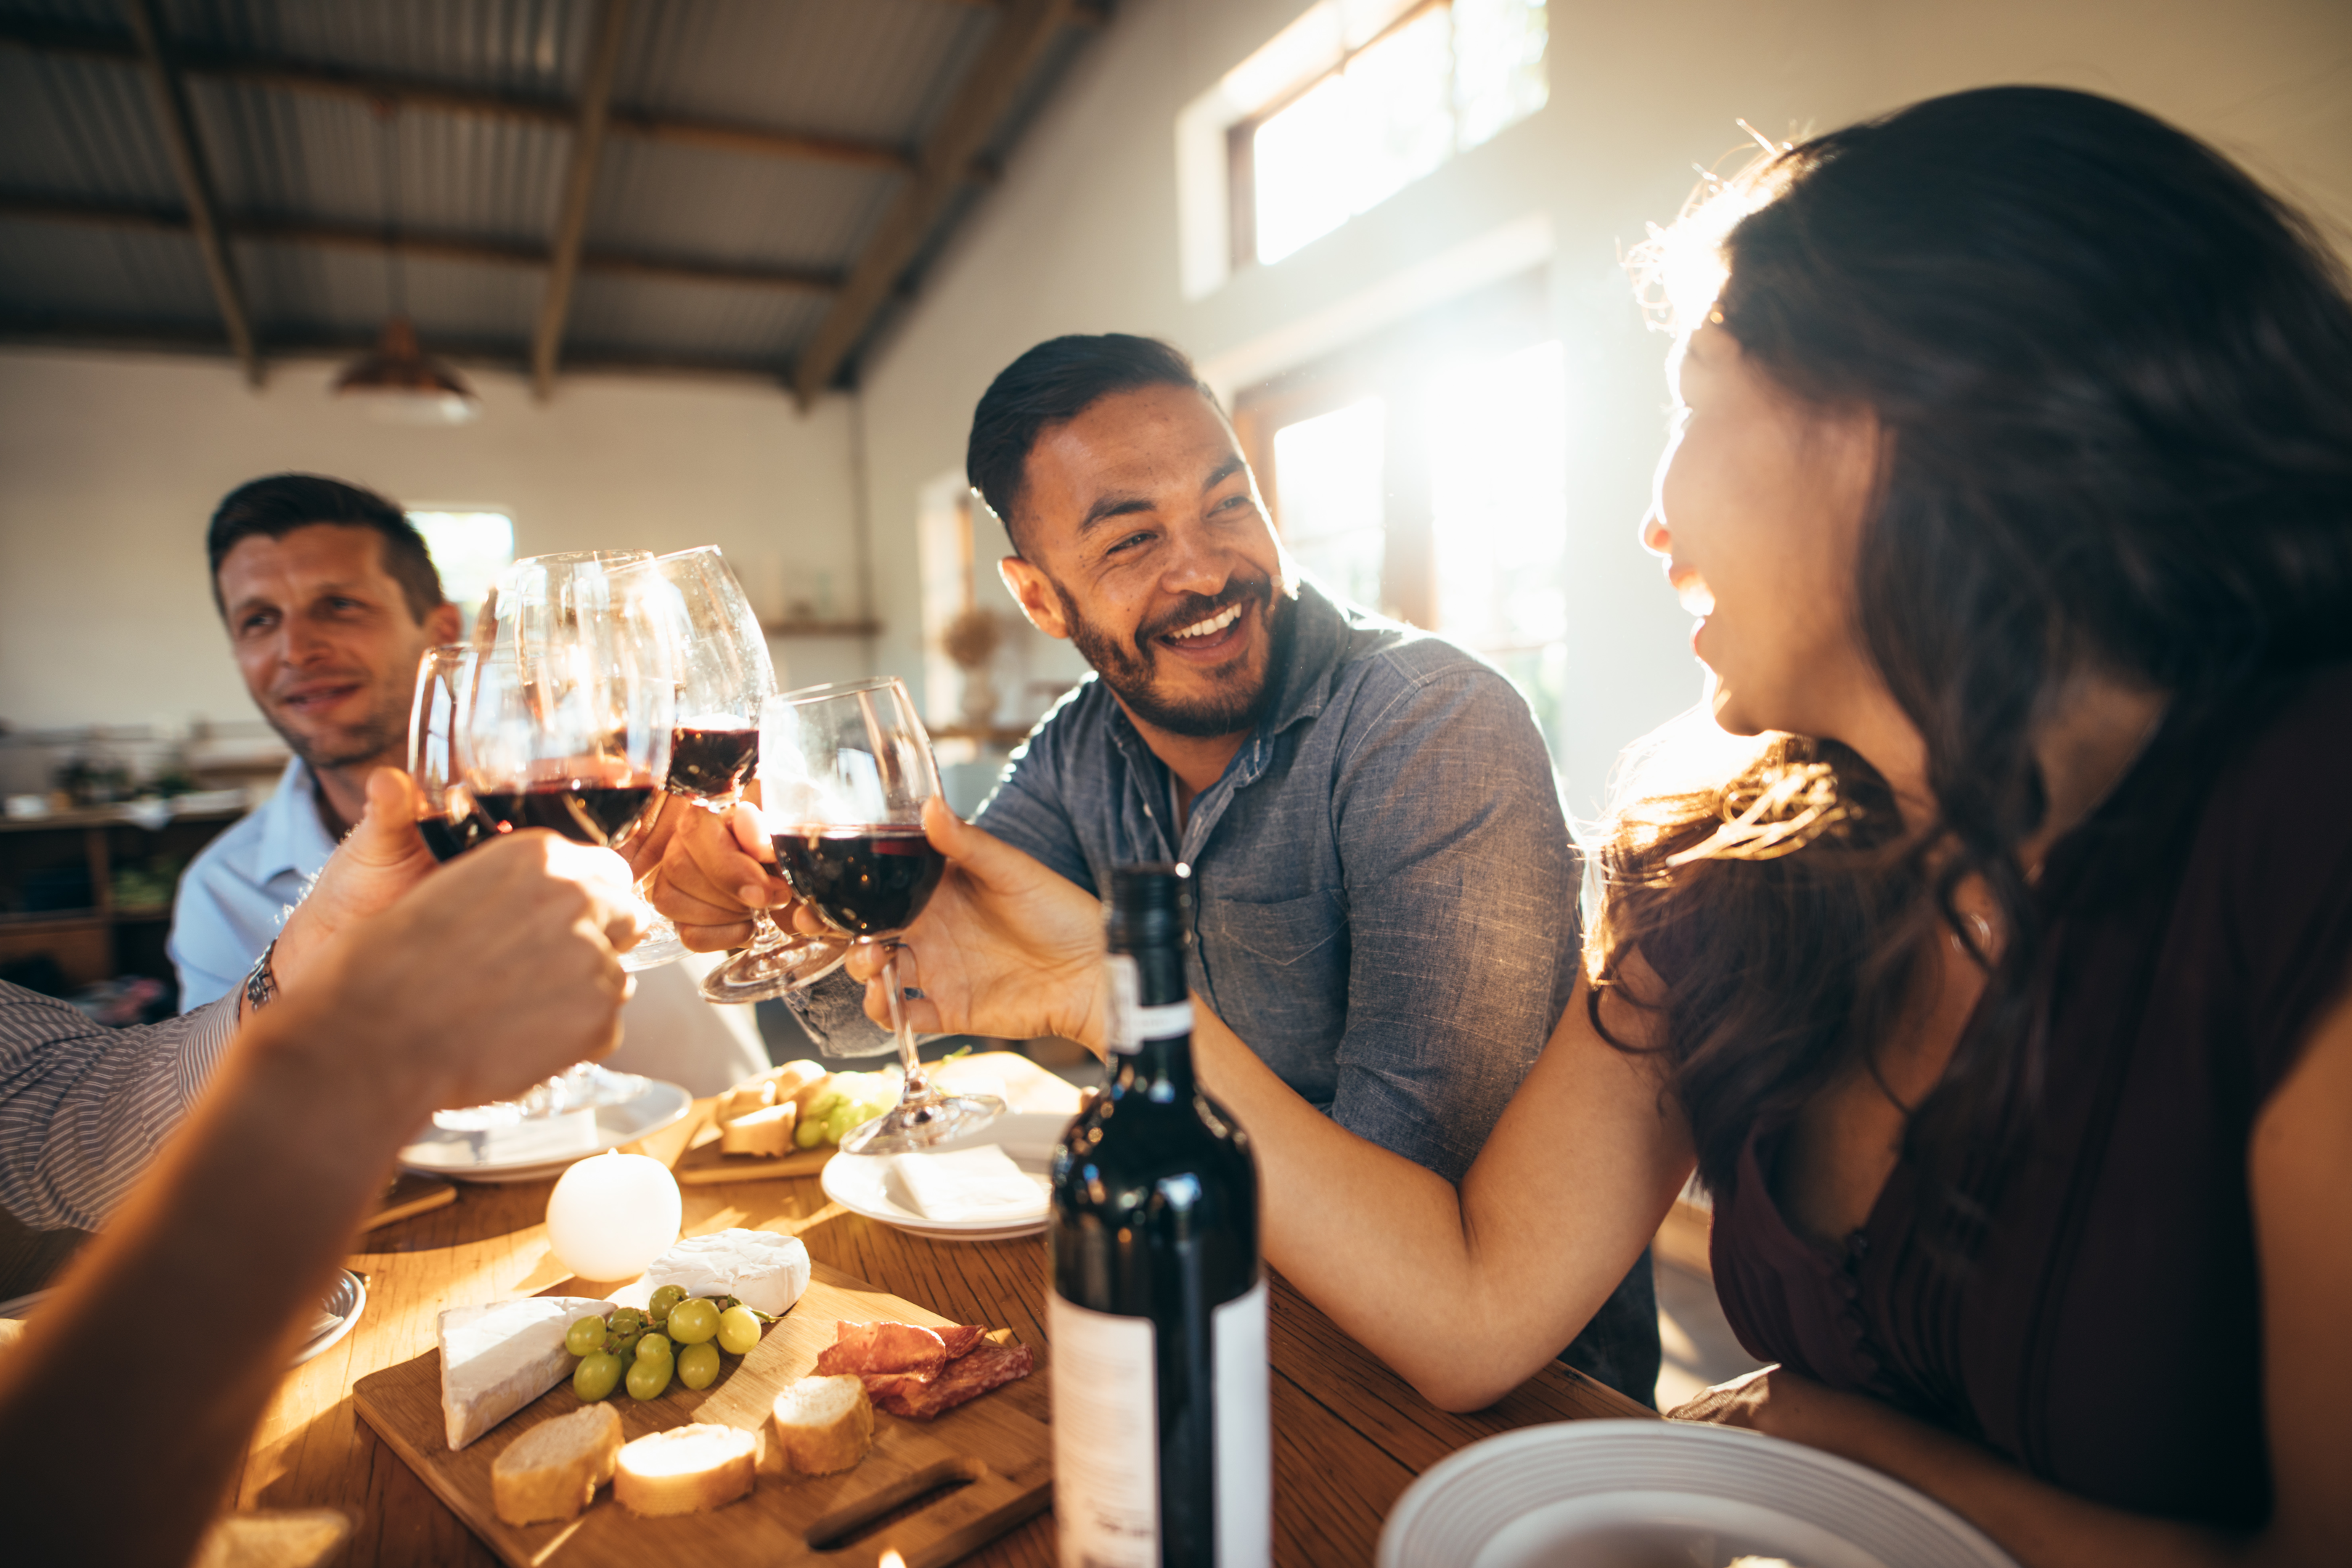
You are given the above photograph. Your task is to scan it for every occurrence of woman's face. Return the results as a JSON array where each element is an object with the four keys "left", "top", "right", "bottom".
[{"left": 1642, "top": 322, "right": 1885, "bottom": 741}]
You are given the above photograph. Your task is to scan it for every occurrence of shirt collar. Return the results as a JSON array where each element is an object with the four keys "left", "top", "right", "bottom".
[
  {"left": 254, "top": 756, "right": 340, "bottom": 883},
  {"left": 1257, "top": 579, "right": 1362, "bottom": 739}
]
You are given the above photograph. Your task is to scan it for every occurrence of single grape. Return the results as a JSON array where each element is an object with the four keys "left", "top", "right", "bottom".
[
  {"left": 666, "top": 1297, "right": 720, "bottom": 1345},
  {"left": 573, "top": 1351, "right": 622, "bottom": 1402},
  {"left": 625, "top": 1355, "right": 672, "bottom": 1401},
  {"left": 608, "top": 1307, "right": 644, "bottom": 1336},
  {"left": 610, "top": 1327, "right": 643, "bottom": 1362},
  {"left": 564, "top": 1315, "right": 607, "bottom": 1358},
  {"left": 677, "top": 1340, "right": 720, "bottom": 1390},
  {"left": 647, "top": 1283, "right": 685, "bottom": 1326},
  {"left": 636, "top": 1333, "right": 674, "bottom": 1364},
  {"left": 716, "top": 1305, "right": 761, "bottom": 1356}
]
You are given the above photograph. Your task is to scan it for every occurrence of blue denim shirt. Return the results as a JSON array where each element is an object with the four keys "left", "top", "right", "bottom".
[{"left": 977, "top": 582, "right": 1659, "bottom": 1400}]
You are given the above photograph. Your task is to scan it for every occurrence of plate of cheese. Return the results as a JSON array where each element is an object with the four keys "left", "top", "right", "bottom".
[
  {"left": 1377, "top": 1420, "right": 2019, "bottom": 1568},
  {"left": 817, "top": 1111, "right": 1065, "bottom": 1239}
]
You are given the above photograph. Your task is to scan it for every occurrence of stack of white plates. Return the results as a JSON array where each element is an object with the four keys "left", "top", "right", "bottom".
[
  {"left": 1379, "top": 1420, "right": 2019, "bottom": 1568},
  {"left": 396, "top": 1079, "right": 693, "bottom": 1183},
  {"left": 819, "top": 1110, "right": 1069, "bottom": 1241}
]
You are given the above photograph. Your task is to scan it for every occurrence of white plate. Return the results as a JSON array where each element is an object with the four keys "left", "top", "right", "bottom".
[
  {"left": 396, "top": 1079, "right": 694, "bottom": 1182},
  {"left": 1379, "top": 1421, "right": 2019, "bottom": 1568},
  {"left": 819, "top": 1110, "right": 1070, "bottom": 1240},
  {"left": 0, "top": 1268, "right": 366, "bottom": 1369}
]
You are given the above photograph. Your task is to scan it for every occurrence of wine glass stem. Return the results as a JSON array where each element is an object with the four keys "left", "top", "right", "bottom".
[{"left": 881, "top": 946, "right": 926, "bottom": 1100}]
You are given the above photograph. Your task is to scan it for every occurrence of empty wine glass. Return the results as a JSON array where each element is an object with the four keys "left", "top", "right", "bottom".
[{"left": 759, "top": 677, "right": 1005, "bottom": 1153}]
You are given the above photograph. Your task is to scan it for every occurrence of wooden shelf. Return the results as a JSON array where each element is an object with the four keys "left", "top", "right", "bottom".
[{"left": 759, "top": 618, "right": 880, "bottom": 637}]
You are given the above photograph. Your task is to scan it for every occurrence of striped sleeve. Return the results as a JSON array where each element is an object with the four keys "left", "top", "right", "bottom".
[{"left": 0, "top": 984, "right": 240, "bottom": 1231}]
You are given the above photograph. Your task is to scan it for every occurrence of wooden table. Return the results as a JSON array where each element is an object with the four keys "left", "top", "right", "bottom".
[{"left": 12, "top": 1055, "right": 1653, "bottom": 1566}]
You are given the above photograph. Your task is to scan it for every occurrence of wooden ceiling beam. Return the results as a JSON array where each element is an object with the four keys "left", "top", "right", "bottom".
[
  {"left": 791, "top": 0, "right": 1074, "bottom": 401},
  {"left": 0, "top": 192, "right": 841, "bottom": 295},
  {"left": 118, "top": 0, "right": 258, "bottom": 386},
  {"left": 0, "top": 17, "right": 986, "bottom": 181},
  {"left": 531, "top": 0, "right": 630, "bottom": 400}
]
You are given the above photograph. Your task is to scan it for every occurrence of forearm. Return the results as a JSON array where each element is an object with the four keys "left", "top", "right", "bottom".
[
  {"left": 0, "top": 992, "right": 427, "bottom": 1566},
  {"left": 1763, "top": 1382, "right": 2259, "bottom": 1568}
]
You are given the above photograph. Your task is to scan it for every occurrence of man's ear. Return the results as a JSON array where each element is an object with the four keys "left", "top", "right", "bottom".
[
  {"left": 998, "top": 557, "right": 1069, "bottom": 640},
  {"left": 425, "top": 601, "right": 463, "bottom": 645}
]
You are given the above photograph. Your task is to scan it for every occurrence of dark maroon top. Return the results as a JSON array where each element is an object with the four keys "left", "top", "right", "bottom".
[{"left": 1707, "top": 666, "right": 2352, "bottom": 1531}]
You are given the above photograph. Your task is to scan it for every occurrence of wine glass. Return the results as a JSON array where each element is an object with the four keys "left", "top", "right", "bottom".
[
  {"left": 407, "top": 644, "right": 493, "bottom": 861},
  {"left": 607, "top": 547, "right": 788, "bottom": 987},
  {"left": 454, "top": 550, "right": 677, "bottom": 1118},
  {"left": 759, "top": 677, "right": 1005, "bottom": 1153}
]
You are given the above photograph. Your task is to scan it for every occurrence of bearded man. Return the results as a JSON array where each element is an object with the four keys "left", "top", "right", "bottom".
[{"left": 656, "top": 335, "right": 1659, "bottom": 1400}]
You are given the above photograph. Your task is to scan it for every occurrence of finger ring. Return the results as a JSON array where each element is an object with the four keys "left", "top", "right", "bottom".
[{"left": 902, "top": 986, "right": 926, "bottom": 1000}]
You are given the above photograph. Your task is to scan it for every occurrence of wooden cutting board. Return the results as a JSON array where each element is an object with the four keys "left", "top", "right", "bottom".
[
  {"left": 352, "top": 1262, "right": 1052, "bottom": 1568},
  {"left": 670, "top": 1119, "right": 835, "bottom": 1186}
]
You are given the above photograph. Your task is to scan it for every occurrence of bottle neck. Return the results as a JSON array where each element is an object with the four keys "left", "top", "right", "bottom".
[{"left": 1107, "top": 941, "right": 1193, "bottom": 1103}]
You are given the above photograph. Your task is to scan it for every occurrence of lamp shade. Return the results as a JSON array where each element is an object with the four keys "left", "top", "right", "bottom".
[{"left": 334, "top": 316, "right": 481, "bottom": 425}]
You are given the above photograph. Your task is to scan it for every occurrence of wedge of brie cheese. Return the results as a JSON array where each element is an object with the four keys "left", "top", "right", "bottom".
[
  {"left": 438, "top": 1296, "right": 613, "bottom": 1451},
  {"left": 640, "top": 1229, "right": 811, "bottom": 1317}
]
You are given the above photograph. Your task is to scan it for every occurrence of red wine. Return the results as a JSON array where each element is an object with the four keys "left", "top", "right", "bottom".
[
  {"left": 417, "top": 814, "right": 492, "bottom": 862},
  {"left": 772, "top": 826, "right": 944, "bottom": 937},
  {"left": 1050, "top": 865, "right": 1267, "bottom": 1567},
  {"left": 666, "top": 724, "right": 758, "bottom": 799},
  {"left": 475, "top": 783, "right": 659, "bottom": 848}
]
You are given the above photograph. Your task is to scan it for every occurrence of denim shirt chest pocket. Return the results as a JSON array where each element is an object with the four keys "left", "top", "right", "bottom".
[{"left": 1193, "top": 882, "right": 1350, "bottom": 1098}]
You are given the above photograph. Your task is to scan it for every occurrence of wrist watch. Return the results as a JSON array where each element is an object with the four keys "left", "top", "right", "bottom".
[{"left": 243, "top": 939, "right": 279, "bottom": 1014}]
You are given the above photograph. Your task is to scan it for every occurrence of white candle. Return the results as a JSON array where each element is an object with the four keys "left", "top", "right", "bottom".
[{"left": 544, "top": 1150, "right": 682, "bottom": 1281}]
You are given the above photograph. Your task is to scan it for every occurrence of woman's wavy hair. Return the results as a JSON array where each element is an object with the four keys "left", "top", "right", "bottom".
[{"left": 1593, "top": 86, "right": 2352, "bottom": 1225}]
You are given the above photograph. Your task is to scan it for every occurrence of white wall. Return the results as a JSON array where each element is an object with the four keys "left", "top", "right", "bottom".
[
  {"left": 855, "top": 0, "right": 2352, "bottom": 816},
  {"left": 0, "top": 350, "right": 867, "bottom": 738}
]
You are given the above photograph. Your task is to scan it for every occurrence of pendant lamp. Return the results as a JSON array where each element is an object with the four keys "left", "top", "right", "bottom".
[{"left": 335, "top": 315, "right": 481, "bottom": 425}]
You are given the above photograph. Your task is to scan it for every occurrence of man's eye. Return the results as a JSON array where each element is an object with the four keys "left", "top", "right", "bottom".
[{"left": 1107, "top": 531, "right": 1152, "bottom": 555}]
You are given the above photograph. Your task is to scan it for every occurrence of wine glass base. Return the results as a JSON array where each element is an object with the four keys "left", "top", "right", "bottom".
[
  {"left": 838, "top": 1093, "right": 1008, "bottom": 1156},
  {"left": 696, "top": 933, "right": 849, "bottom": 1005},
  {"left": 619, "top": 923, "right": 687, "bottom": 971}
]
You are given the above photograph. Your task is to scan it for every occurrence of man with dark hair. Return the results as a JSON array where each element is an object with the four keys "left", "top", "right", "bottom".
[
  {"left": 656, "top": 333, "right": 1659, "bottom": 1400},
  {"left": 171, "top": 474, "right": 462, "bottom": 1007}
]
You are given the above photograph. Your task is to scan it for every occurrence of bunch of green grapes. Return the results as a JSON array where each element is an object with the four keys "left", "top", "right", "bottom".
[
  {"left": 793, "top": 1071, "right": 901, "bottom": 1149},
  {"left": 565, "top": 1289, "right": 770, "bottom": 1402}
]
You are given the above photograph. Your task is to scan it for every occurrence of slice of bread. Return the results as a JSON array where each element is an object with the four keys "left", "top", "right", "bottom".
[
  {"left": 613, "top": 1424, "right": 758, "bottom": 1516},
  {"left": 719, "top": 1101, "right": 798, "bottom": 1156},
  {"left": 189, "top": 1509, "right": 351, "bottom": 1568},
  {"left": 716, "top": 1079, "right": 776, "bottom": 1123},
  {"left": 769, "top": 1375, "right": 874, "bottom": 1476},
  {"left": 491, "top": 1403, "right": 622, "bottom": 1525},
  {"left": 762, "top": 1059, "right": 828, "bottom": 1102}
]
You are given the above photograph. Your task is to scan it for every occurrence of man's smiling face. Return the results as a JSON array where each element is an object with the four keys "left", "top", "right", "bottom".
[
  {"left": 216, "top": 523, "right": 446, "bottom": 773},
  {"left": 998, "top": 383, "right": 1296, "bottom": 740}
]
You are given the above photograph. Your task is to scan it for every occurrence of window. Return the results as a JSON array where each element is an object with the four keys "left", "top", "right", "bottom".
[
  {"left": 1235, "top": 274, "right": 1575, "bottom": 758},
  {"left": 407, "top": 510, "right": 515, "bottom": 615},
  {"left": 1216, "top": 0, "right": 1549, "bottom": 274}
]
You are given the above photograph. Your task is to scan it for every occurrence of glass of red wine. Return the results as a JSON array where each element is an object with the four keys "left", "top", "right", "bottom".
[
  {"left": 407, "top": 644, "right": 494, "bottom": 862},
  {"left": 447, "top": 550, "right": 677, "bottom": 1121},
  {"left": 607, "top": 547, "right": 793, "bottom": 989},
  {"left": 759, "top": 677, "right": 1005, "bottom": 1153}
]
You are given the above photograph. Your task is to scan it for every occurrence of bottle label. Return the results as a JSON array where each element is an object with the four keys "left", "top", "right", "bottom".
[
  {"left": 1050, "top": 1292, "right": 1159, "bottom": 1568},
  {"left": 1049, "top": 1283, "right": 1272, "bottom": 1568},
  {"left": 1106, "top": 953, "right": 1193, "bottom": 1056}
]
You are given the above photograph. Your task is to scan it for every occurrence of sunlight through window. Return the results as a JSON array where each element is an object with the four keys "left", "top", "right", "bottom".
[
  {"left": 1273, "top": 398, "right": 1389, "bottom": 611},
  {"left": 407, "top": 510, "right": 515, "bottom": 613}
]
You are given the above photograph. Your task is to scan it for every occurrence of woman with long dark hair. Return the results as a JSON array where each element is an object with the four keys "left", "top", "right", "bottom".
[{"left": 763, "top": 85, "right": 2352, "bottom": 1560}]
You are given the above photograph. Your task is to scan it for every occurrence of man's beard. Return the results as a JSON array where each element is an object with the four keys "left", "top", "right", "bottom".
[
  {"left": 263, "top": 686, "right": 409, "bottom": 775},
  {"left": 1051, "top": 571, "right": 1297, "bottom": 739}
]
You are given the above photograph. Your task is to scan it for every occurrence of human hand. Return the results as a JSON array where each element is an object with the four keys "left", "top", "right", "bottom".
[
  {"left": 645, "top": 791, "right": 799, "bottom": 950},
  {"left": 843, "top": 798, "right": 1108, "bottom": 1052},
  {"left": 284, "top": 830, "right": 645, "bottom": 1114},
  {"left": 1666, "top": 1365, "right": 1829, "bottom": 1437},
  {"left": 268, "top": 767, "right": 439, "bottom": 1003}
]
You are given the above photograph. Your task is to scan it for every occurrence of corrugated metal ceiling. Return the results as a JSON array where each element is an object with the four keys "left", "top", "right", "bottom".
[{"left": 0, "top": 0, "right": 1107, "bottom": 389}]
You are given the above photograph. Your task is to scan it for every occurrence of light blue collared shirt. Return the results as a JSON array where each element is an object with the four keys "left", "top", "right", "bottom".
[{"left": 167, "top": 758, "right": 340, "bottom": 1008}]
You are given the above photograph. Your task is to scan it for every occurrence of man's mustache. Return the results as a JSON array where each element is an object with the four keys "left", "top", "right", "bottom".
[{"left": 1133, "top": 575, "right": 1275, "bottom": 653}]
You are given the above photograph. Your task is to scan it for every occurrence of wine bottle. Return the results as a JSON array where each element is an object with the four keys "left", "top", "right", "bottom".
[{"left": 1049, "top": 864, "right": 1268, "bottom": 1568}]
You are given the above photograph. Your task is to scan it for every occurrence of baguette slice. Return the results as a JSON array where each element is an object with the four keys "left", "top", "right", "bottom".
[
  {"left": 719, "top": 1101, "right": 798, "bottom": 1157},
  {"left": 769, "top": 1376, "right": 875, "bottom": 1476},
  {"left": 613, "top": 1424, "right": 758, "bottom": 1516},
  {"left": 762, "top": 1059, "right": 829, "bottom": 1103},
  {"left": 716, "top": 1079, "right": 776, "bottom": 1124},
  {"left": 189, "top": 1510, "right": 350, "bottom": 1568},
  {"left": 491, "top": 1403, "right": 622, "bottom": 1525}
]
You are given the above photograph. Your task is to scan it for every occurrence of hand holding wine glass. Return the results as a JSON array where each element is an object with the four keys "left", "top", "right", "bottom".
[{"left": 759, "top": 677, "right": 1005, "bottom": 1153}]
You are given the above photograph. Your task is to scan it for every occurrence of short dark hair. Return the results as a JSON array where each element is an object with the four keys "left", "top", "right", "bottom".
[
  {"left": 965, "top": 334, "right": 1218, "bottom": 553},
  {"left": 206, "top": 473, "right": 445, "bottom": 622}
]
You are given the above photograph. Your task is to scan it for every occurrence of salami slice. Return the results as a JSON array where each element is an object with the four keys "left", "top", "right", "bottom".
[
  {"left": 866, "top": 1342, "right": 1034, "bottom": 1420},
  {"left": 814, "top": 1320, "right": 951, "bottom": 1379}
]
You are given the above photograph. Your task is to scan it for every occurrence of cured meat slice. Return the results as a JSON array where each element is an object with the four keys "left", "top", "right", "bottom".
[
  {"left": 934, "top": 1324, "right": 988, "bottom": 1358},
  {"left": 816, "top": 1320, "right": 951, "bottom": 1379},
  {"left": 866, "top": 1342, "right": 1034, "bottom": 1421}
]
